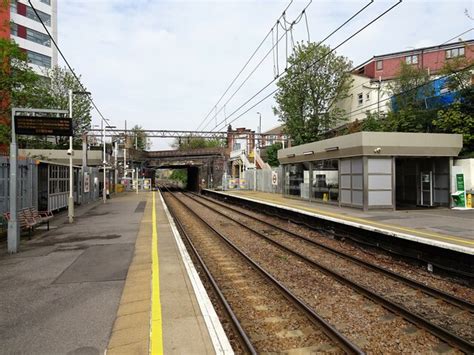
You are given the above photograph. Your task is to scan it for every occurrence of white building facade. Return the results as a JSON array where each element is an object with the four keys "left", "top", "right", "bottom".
[{"left": 10, "top": 0, "right": 58, "bottom": 75}]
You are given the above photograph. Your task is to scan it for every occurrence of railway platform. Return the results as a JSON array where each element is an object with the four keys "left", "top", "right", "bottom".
[
  {"left": 205, "top": 189, "right": 474, "bottom": 255},
  {"left": 0, "top": 191, "right": 230, "bottom": 354}
]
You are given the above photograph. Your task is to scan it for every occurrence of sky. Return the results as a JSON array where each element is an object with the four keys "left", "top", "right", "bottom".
[{"left": 58, "top": 0, "right": 473, "bottom": 149}]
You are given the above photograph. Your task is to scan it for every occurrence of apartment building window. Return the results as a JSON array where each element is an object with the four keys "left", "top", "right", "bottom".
[
  {"left": 26, "top": 5, "right": 51, "bottom": 26},
  {"left": 27, "top": 50, "right": 51, "bottom": 68},
  {"left": 405, "top": 55, "right": 418, "bottom": 65},
  {"left": 10, "top": 23, "right": 18, "bottom": 37},
  {"left": 40, "top": 0, "right": 51, "bottom": 5},
  {"left": 366, "top": 93, "right": 370, "bottom": 102},
  {"left": 26, "top": 28, "right": 51, "bottom": 47},
  {"left": 376, "top": 60, "right": 383, "bottom": 70},
  {"left": 10, "top": 0, "right": 17, "bottom": 12},
  {"left": 446, "top": 47, "right": 465, "bottom": 59},
  {"left": 357, "top": 93, "right": 363, "bottom": 106}
]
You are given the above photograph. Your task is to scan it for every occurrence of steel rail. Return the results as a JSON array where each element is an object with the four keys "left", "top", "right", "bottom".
[
  {"left": 164, "top": 188, "right": 364, "bottom": 355},
  {"left": 159, "top": 187, "right": 256, "bottom": 354},
  {"left": 192, "top": 192, "right": 474, "bottom": 312},
  {"left": 184, "top": 192, "right": 474, "bottom": 354}
]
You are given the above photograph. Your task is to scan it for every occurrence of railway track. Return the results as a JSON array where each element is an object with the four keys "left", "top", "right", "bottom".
[
  {"left": 161, "top": 188, "right": 362, "bottom": 354},
  {"left": 190, "top": 192, "right": 474, "bottom": 309},
  {"left": 163, "top": 189, "right": 473, "bottom": 353}
]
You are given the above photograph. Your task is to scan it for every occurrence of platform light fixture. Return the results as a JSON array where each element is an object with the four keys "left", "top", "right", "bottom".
[
  {"left": 286, "top": 153, "right": 295, "bottom": 158},
  {"left": 303, "top": 151, "right": 314, "bottom": 156},
  {"left": 325, "top": 146, "right": 339, "bottom": 152},
  {"left": 68, "top": 90, "right": 92, "bottom": 224}
]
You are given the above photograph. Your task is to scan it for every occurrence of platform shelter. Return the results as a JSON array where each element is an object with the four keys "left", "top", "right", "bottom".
[{"left": 278, "top": 132, "right": 463, "bottom": 210}]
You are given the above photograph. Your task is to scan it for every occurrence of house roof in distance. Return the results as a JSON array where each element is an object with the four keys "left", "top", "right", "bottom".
[{"left": 353, "top": 39, "right": 474, "bottom": 71}]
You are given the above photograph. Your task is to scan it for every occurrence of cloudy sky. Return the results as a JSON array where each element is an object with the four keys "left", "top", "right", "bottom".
[{"left": 58, "top": 0, "right": 473, "bottom": 149}]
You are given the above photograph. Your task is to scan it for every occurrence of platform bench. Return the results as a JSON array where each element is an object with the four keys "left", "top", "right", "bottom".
[
  {"left": 24, "top": 207, "right": 53, "bottom": 231},
  {"left": 3, "top": 208, "right": 53, "bottom": 237}
]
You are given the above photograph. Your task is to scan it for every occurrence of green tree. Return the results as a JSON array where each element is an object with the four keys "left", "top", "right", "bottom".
[
  {"left": 131, "top": 125, "right": 150, "bottom": 150},
  {"left": 385, "top": 62, "right": 434, "bottom": 132},
  {"left": 273, "top": 42, "right": 353, "bottom": 145},
  {"left": 264, "top": 142, "right": 282, "bottom": 167},
  {"left": 0, "top": 39, "right": 41, "bottom": 145},
  {"left": 433, "top": 53, "right": 474, "bottom": 155},
  {"left": 23, "top": 66, "right": 93, "bottom": 148},
  {"left": 169, "top": 169, "right": 187, "bottom": 185},
  {"left": 172, "top": 137, "right": 224, "bottom": 150}
]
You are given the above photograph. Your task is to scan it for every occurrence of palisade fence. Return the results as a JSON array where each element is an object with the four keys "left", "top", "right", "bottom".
[
  {"left": 222, "top": 167, "right": 283, "bottom": 194},
  {"left": 0, "top": 157, "right": 38, "bottom": 231}
]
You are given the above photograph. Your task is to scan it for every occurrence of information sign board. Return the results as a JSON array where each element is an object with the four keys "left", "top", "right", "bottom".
[{"left": 15, "top": 116, "right": 73, "bottom": 136}]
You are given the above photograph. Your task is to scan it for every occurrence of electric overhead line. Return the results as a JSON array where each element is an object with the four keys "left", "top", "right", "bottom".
[
  {"left": 200, "top": 1, "right": 313, "bottom": 132},
  {"left": 27, "top": 0, "right": 112, "bottom": 128},
  {"left": 195, "top": 0, "right": 295, "bottom": 131},
  {"left": 209, "top": 0, "right": 399, "bottom": 133}
]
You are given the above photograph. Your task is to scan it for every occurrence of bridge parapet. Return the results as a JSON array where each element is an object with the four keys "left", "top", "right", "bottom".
[{"left": 146, "top": 147, "right": 228, "bottom": 159}]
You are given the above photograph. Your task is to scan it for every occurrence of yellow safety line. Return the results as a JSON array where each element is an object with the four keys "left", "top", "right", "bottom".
[
  {"left": 150, "top": 191, "right": 163, "bottom": 354},
  {"left": 231, "top": 192, "right": 474, "bottom": 247}
]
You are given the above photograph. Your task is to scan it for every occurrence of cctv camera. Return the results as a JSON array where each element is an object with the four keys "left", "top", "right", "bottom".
[
  {"left": 67, "top": 148, "right": 73, "bottom": 156},
  {"left": 373, "top": 147, "right": 381, "bottom": 154}
]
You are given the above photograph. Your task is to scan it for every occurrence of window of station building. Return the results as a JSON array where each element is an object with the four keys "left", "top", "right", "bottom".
[
  {"left": 26, "top": 5, "right": 51, "bottom": 26},
  {"left": 405, "top": 55, "right": 418, "bottom": 65},
  {"left": 376, "top": 60, "right": 383, "bottom": 70},
  {"left": 283, "top": 162, "right": 310, "bottom": 199},
  {"left": 312, "top": 159, "right": 339, "bottom": 203},
  {"left": 446, "top": 47, "right": 465, "bottom": 59},
  {"left": 26, "top": 27, "right": 51, "bottom": 47},
  {"left": 357, "top": 93, "right": 363, "bottom": 106},
  {"left": 49, "top": 165, "right": 69, "bottom": 195},
  {"left": 27, "top": 50, "right": 51, "bottom": 68}
]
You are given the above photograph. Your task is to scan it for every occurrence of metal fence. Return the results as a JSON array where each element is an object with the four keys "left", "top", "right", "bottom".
[
  {"left": 222, "top": 167, "right": 283, "bottom": 194},
  {"left": 0, "top": 157, "right": 38, "bottom": 215},
  {"left": 0, "top": 158, "right": 103, "bottom": 230}
]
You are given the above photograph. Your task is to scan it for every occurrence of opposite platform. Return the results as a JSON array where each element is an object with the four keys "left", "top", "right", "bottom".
[{"left": 205, "top": 190, "right": 474, "bottom": 255}]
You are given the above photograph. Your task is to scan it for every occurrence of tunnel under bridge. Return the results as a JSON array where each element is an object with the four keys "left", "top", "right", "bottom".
[{"left": 145, "top": 147, "right": 227, "bottom": 191}]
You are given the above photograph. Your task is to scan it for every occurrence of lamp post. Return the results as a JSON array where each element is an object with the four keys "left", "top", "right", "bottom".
[
  {"left": 68, "top": 90, "right": 90, "bottom": 224},
  {"left": 256, "top": 112, "right": 262, "bottom": 152},
  {"left": 103, "top": 123, "right": 116, "bottom": 203}
]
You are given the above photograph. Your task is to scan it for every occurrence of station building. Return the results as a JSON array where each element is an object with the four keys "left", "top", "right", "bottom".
[{"left": 277, "top": 132, "right": 464, "bottom": 210}]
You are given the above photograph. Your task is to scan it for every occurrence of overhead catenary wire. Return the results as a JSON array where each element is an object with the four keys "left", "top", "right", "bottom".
[
  {"left": 27, "top": 0, "right": 112, "bottom": 128},
  {"left": 209, "top": 0, "right": 395, "bottom": 133},
  {"left": 200, "top": 0, "right": 313, "bottom": 131},
  {"left": 195, "top": 0, "right": 295, "bottom": 131}
]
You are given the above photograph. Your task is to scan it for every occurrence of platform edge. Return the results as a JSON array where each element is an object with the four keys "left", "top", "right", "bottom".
[{"left": 158, "top": 191, "right": 234, "bottom": 355}]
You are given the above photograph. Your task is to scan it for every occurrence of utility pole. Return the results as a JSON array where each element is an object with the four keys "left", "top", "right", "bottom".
[
  {"left": 114, "top": 140, "right": 118, "bottom": 194},
  {"left": 377, "top": 76, "right": 381, "bottom": 116},
  {"left": 68, "top": 90, "right": 74, "bottom": 223},
  {"left": 8, "top": 109, "right": 19, "bottom": 253},
  {"left": 102, "top": 119, "right": 106, "bottom": 204}
]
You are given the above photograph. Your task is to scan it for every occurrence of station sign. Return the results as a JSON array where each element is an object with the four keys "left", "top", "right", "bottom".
[
  {"left": 15, "top": 116, "right": 73, "bottom": 136},
  {"left": 271, "top": 171, "right": 278, "bottom": 186}
]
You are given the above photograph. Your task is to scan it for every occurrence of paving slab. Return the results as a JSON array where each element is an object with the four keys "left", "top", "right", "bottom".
[{"left": 0, "top": 193, "right": 145, "bottom": 354}]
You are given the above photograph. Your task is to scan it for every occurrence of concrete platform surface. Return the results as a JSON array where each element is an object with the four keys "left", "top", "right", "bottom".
[
  {"left": 0, "top": 191, "right": 230, "bottom": 354},
  {"left": 0, "top": 193, "right": 144, "bottom": 354},
  {"left": 209, "top": 190, "right": 474, "bottom": 255}
]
